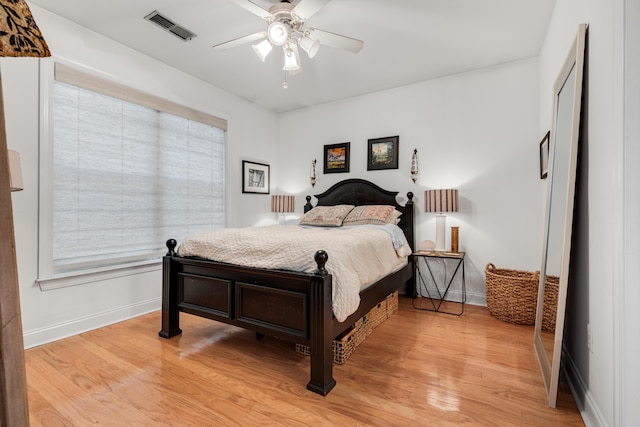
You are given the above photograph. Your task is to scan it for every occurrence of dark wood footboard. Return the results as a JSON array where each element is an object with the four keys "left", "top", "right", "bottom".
[{"left": 159, "top": 240, "right": 337, "bottom": 395}]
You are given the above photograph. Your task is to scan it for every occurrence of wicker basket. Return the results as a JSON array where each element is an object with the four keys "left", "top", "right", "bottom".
[
  {"left": 386, "top": 291, "right": 399, "bottom": 316},
  {"left": 295, "top": 315, "right": 371, "bottom": 364},
  {"left": 485, "top": 263, "right": 539, "bottom": 325},
  {"left": 366, "top": 291, "right": 399, "bottom": 329},
  {"left": 332, "top": 318, "right": 371, "bottom": 363},
  {"left": 366, "top": 300, "right": 388, "bottom": 330},
  {"left": 542, "top": 275, "right": 559, "bottom": 332},
  {"left": 295, "top": 291, "right": 399, "bottom": 364}
]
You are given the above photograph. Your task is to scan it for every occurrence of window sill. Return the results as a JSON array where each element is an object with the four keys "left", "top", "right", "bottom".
[{"left": 37, "top": 259, "right": 162, "bottom": 291}]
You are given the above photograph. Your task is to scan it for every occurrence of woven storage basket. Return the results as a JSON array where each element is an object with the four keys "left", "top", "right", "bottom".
[
  {"left": 485, "top": 263, "right": 539, "bottom": 325},
  {"left": 386, "top": 291, "right": 399, "bottom": 316},
  {"left": 542, "top": 275, "right": 559, "bottom": 332},
  {"left": 331, "top": 318, "right": 371, "bottom": 364},
  {"left": 366, "top": 291, "right": 398, "bottom": 329},
  {"left": 295, "top": 316, "right": 371, "bottom": 364},
  {"left": 295, "top": 291, "right": 399, "bottom": 364},
  {"left": 367, "top": 300, "right": 388, "bottom": 330}
]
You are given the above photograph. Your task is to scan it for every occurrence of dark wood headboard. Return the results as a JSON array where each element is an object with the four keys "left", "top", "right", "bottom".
[{"left": 303, "top": 179, "right": 415, "bottom": 251}]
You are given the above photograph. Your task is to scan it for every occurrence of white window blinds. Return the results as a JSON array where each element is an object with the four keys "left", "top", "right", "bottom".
[{"left": 51, "top": 64, "right": 225, "bottom": 274}]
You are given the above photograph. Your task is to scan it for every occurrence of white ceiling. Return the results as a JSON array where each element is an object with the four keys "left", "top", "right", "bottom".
[{"left": 29, "top": 0, "right": 556, "bottom": 113}]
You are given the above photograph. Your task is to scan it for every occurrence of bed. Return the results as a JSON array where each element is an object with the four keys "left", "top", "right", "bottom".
[{"left": 159, "top": 178, "right": 415, "bottom": 395}]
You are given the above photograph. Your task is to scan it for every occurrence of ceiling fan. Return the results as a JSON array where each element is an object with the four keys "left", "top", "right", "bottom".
[{"left": 213, "top": 0, "right": 364, "bottom": 76}]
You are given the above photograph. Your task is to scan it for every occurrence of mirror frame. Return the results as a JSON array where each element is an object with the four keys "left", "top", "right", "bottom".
[{"left": 534, "top": 23, "right": 587, "bottom": 408}]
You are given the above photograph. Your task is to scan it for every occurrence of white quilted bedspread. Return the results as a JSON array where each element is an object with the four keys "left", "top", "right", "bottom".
[{"left": 177, "top": 225, "right": 407, "bottom": 322}]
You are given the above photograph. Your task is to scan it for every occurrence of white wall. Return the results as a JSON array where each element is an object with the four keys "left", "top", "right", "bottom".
[
  {"left": 5, "top": 6, "right": 277, "bottom": 348},
  {"left": 539, "top": 0, "right": 637, "bottom": 425},
  {"left": 276, "top": 59, "right": 542, "bottom": 306},
  {"left": 622, "top": 2, "right": 640, "bottom": 425}
]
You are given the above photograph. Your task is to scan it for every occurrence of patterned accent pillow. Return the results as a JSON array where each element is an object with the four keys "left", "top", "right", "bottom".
[
  {"left": 299, "top": 205, "right": 355, "bottom": 227},
  {"left": 388, "top": 209, "right": 403, "bottom": 224},
  {"left": 342, "top": 205, "right": 398, "bottom": 226}
]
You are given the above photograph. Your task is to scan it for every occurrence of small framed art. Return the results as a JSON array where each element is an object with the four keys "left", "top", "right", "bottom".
[
  {"left": 323, "top": 142, "right": 350, "bottom": 174},
  {"left": 367, "top": 135, "right": 399, "bottom": 170},
  {"left": 242, "top": 160, "right": 270, "bottom": 194},
  {"left": 539, "top": 131, "right": 550, "bottom": 179}
]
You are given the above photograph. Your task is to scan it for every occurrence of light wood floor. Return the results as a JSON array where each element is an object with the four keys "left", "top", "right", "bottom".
[{"left": 25, "top": 298, "right": 584, "bottom": 426}]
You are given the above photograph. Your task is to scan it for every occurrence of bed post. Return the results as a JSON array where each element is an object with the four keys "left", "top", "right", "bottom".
[
  {"left": 159, "top": 239, "right": 182, "bottom": 338},
  {"left": 405, "top": 192, "right": 416, "bottom": 297},
  {"left": 306, "top": 250, "right": 336, "bottom": 395},
  {"left": 304, "top": 195, "right": 313, "bottom": 213},
  {"left": 405, "top": 192, "right": 415, "bottom": 249}
]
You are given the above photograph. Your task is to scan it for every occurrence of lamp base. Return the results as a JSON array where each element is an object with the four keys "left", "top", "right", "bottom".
[
  {"left": 435, "top": 214, "right": 446, "bottom": 251},
  {"left": 276, "top": 213, "right": 294, "bottom": 224}
]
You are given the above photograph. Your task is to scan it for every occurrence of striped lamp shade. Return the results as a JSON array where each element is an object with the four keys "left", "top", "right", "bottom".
[
  {"left": 271, "top": 195, "right": 295, "bottom": 213},
  {"left": 425, "top": 189, "right": 458, "bottom": 213}
]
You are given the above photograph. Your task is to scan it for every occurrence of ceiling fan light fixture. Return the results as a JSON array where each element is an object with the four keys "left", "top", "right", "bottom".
[
  {"left": 252, "top": 39, "right": 273, "bottom": 61},
  {"left": 216, "top": 0, "right": 365, "bottom": 85},
  {"left": 267, "top": 21, "right": 289, "bottom": 46},
  {"left": 299, "top": 35, "right": 320, "bottom": 58},
  {"left": 283, "top": 46, "right": 300, "bottom": 71}
]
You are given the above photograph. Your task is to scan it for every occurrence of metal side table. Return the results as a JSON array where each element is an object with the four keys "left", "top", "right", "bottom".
[{"left": 412, "top": 251, "right": 466, "bottom": 315}]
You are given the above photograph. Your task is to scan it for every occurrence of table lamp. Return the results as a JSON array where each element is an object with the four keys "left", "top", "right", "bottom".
[
  {"left": 425, "top": 189, "right": 458, "bottom": 252},
  {"left": 271, "top": 194, "right": 295, "bottom": 223}
]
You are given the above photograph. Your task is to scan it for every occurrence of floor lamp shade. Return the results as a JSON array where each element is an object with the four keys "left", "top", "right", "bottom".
[{"left": 425, "top": 189, "right": 459, "bottom": 251}]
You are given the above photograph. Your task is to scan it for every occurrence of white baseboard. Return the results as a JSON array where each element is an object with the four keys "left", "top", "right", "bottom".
[
  {"left": 563, "top": 351, "right": 609, "bottom": 427},
  {"left": 21, "top": 288, "right": 487, "bottom": 350},
  {"left": 416, "top": 286, "right": 486, "bottom": 307},
  {"left": 465, "top": 291, "right": 486, "bottom": 307},
  {"left": 23, "top": 297, "right": 161, "bottom": 349}
]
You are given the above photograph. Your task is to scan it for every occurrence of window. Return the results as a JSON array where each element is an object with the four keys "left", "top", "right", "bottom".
[{"left": 38, "top": 62, "right": 226, "bottom": 286}]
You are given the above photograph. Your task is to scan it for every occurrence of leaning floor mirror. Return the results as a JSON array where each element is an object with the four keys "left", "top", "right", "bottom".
[{"left": 534, "top": 23, "right": 587, "bottom": 408}]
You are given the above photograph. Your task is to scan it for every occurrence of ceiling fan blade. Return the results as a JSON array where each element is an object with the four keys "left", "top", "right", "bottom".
[
  {"left": 229, "top": 0, "right": 271, "bottom": 19},
  {"left": 212, "top": 31, "right": 266, "bottom": 50},
  {"left": 308, "top": 29, "right": 364, "bottom": 53},
  {"left": 293, "top": 0, "right": 332, "bottom": 20}
]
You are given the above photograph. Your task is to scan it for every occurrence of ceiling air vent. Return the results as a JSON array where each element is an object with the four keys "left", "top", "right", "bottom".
[{"left": 144, "top": 10, "right": 197, "bottom": 41}]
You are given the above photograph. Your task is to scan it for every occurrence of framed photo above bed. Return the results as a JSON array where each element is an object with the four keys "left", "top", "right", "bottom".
[
  {"left": 242, "top": 160, "right": 270, "bottom": 194},
  {"left": 323, "top": 142, "right": 350, "bottom": 174},
  {"left": 367, "top": 136, "right": 399, "bottom": 170}
]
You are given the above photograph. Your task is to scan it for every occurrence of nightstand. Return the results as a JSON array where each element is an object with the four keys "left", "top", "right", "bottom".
[{"left": 412, "top": 251, "right": 466, "bottom": 315}]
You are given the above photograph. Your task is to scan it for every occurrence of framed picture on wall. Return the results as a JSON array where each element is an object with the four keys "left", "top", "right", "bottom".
[
  {"left": 323, "top": 142, "right": 350, "bottom": 174},
  {"left": 539, "top": 131, "right": 550, "bottom": 179},
  {"left": 367, "top": 135, "right": 399, "bottom": 170},
  {"left": 242, "top": 160, "right": 270, "bottom": 194}
]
